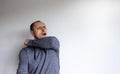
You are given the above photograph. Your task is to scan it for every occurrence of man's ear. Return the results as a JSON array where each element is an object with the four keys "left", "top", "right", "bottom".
[{"left": 30, "top": 31, "right": 34, "bottom": 36}]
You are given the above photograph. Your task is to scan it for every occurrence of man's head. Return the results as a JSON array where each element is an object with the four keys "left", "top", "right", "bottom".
[{"left": 30, "top": 20, "right": 47, "bottom": 39}]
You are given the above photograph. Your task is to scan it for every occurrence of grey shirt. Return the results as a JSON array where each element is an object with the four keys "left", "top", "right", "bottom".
[{"left": 17, "top": 36, "right": 60, "bottom": 74}]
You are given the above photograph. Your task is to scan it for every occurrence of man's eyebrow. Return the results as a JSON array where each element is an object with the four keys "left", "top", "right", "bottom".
[
  {"left": 37, "top": 25, "right": 46, "bottom": 28},
  {"left": 43, "top": 25, "right": 46, "bottom": 27}
]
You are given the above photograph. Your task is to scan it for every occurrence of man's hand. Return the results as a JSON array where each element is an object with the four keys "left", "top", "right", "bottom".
[{"left": 24, "top": 39, "right": 29, "bottom": 47}]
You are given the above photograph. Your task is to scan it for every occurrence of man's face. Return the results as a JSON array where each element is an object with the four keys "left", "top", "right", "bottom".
[{"left": 31, "top": 22, "right": 47, "bottom": 39}]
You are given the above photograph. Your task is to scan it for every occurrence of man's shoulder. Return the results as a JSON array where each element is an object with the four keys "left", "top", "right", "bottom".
[
  {"left": 46, "top": 36, "right": 59, "bottom": 42},
  {"left": 47, "top": 36, "right": 56, "bottom": 38},
  {"left": 41, "top": 36, "right": 58, "bottom": 39},
  {"left": 20, "top": 47, "right": 33, "bottom": 53}
]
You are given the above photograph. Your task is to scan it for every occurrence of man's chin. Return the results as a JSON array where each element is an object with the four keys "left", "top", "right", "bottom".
[
  {"left": 41, "top": 36, "right": 47, "bottom": 38},
  {"left": 38, "top": 36, "right": 47, "bottom": 39},
  {"left": 34, "top": 35, "right": 47, "bottom": 39}
]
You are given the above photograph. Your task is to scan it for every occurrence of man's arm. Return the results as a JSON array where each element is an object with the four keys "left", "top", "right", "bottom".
[
  {"left": 27, "top": 36, "right": 60, "bottom": 52},
  {"left": 17, "top": 49, "right": 28, "bottom": 74}
]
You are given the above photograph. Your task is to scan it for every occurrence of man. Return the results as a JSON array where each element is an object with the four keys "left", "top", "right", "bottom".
[{"left": 17, "top": 21, "right": 60, "bottom": 74}]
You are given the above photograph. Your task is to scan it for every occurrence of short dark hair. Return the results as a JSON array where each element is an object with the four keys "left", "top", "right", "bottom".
[{"left": 30, "top": 20, "right": 43, "bottom": 31}]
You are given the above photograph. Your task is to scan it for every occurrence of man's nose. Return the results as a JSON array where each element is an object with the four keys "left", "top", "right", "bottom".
[{"left": 42, "top": 28, "right": 45, "bottom": 32}]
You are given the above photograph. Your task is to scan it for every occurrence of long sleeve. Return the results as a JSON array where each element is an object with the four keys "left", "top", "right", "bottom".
[
  {"left": 17, "top": 49, "right": 28, "bottom": 74},
  {"left": 27, "top": 36, "right": 60, "bottom": 52}
]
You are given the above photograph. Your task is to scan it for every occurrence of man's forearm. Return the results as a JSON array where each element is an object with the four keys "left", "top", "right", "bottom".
[{"left": 27, "top": 36, "right": 60, "bottom": 52}]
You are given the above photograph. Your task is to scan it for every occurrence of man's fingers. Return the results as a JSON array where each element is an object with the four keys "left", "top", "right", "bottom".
[{"left": 24, "top": 39, "right": 29, "bottom": 47}]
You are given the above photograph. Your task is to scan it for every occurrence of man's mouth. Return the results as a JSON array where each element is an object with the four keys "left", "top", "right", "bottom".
[{"left": 43, "top": 33, "right": 46, "bottom": 36}]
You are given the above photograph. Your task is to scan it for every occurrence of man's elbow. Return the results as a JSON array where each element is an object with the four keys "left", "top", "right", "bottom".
[{"left": 51, "top": 37, "right": 60, "bottom": 51}]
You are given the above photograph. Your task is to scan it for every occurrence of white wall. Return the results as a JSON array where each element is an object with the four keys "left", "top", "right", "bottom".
[{"left": 0, "top": 0, "right": 120, "bottom": 74}]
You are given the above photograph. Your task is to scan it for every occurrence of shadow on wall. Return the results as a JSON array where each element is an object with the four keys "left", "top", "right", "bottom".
[
  {"left": 1, "top": 29, "right": 31, "bottom": 74},
  {"left": 15, "top": 29, "right": 32, "bottom": 68}
]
